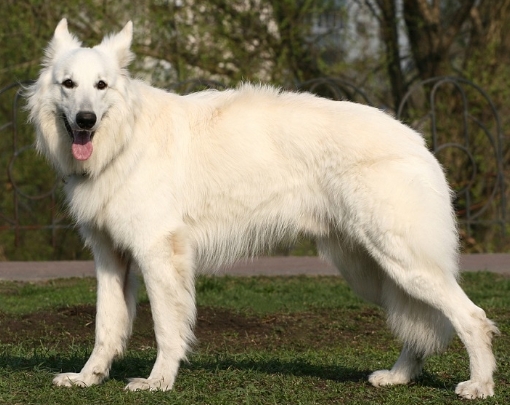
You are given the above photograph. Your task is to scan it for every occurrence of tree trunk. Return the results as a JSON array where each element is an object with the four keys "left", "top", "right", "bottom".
[{"left": 403, "top": 0, "right": 476, "bottom": 79}]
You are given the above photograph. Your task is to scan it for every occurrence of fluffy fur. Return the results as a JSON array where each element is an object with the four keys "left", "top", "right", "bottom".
[{"left": 26, "top": 19, "right": 498, "bottom": 399}]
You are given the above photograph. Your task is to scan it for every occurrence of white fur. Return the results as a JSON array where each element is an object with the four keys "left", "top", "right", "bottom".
[{"left": 27, "top": 19, "right": 498, "bottom": 399}]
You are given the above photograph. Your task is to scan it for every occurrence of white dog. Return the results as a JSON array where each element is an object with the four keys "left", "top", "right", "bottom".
[{"left": 27, "top": 19, "right": 498, "bottom": 399}]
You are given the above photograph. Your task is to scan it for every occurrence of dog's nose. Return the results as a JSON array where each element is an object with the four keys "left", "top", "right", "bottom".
[{"left": 76, "top": 111, "right": 97, "bottom": 130}]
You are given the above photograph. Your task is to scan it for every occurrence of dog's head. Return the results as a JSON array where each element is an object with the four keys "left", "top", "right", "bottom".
[{"left": 27, "top": 19, "right": 136, "bottom": 176}]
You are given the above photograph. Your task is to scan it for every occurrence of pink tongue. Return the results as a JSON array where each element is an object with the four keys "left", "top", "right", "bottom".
[{"left": 72, "top": 132, "right": 93, "bottom": 161}]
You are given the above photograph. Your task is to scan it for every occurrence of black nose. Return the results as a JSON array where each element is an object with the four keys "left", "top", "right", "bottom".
[{"left": 76, "top": 111, "right": 97, "bottom": 130}]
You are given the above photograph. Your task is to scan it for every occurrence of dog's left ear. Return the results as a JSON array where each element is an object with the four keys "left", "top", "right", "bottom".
[{"left": 96, "top": 21, "right": 134, "bottom": 69}]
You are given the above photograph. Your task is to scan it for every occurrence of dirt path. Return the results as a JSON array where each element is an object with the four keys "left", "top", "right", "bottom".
[{"left": 1, "top": 254, "right": 509, "bottom": 281}]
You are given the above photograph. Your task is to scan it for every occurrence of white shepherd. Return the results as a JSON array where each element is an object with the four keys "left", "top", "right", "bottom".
[{"left": 27, "top": 19, "right": 498, "bottom": 399}]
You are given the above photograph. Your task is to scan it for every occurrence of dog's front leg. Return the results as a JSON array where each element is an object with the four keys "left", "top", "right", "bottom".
[
  {"left": 125, "top": 236, "right": 195, "bottom": 391},
  {"left": 53, "top": 233, "right": 137, "bottom": 388}
]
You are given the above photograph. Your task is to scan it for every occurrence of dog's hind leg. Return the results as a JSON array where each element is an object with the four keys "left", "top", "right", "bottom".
[
  {"left": 319, "top": 235, "right": 498, "bottom": 399},
  {"left": 125, "top": 231, "right": 196, "bottom": 392},
  {"left": 53, "top": 230, "right": 138, "bottom": 388},
  {"left": 367, "top": 244, "right": 498, "bottom": 399},
  {"left": 368, "top": 277, "right": 454, "bottom": 387},
  {"left": 318, "top": 239, "right": 434, "bottom": 385}
]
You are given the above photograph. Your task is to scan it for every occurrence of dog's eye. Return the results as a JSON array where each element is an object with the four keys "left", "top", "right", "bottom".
[
  {"left": 62, "top": 79, "right": 75, "bottom": 89},
  {"left": 97, "top": 80, "right": 108, "bottom": 90}
]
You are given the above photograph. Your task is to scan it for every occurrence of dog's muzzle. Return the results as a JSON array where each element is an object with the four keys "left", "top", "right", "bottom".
[{"left": 62, "top": 112, "right": 96, "bottom": 161}]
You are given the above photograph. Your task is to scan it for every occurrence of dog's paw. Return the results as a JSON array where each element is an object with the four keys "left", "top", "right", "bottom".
[
  {"left": 53, "top": 372, "right": 103, "bottom": 388},
  {"left": 455, "top": 380, "right": 494, "bottom": 399},
  {"left": 368, "top": 369, "right": 410, "bottom": 387},
  {"left": 125, "top": 377, "right": 173, "bottom": 392}
]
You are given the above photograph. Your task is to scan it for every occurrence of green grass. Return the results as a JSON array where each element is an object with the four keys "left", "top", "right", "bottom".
[
  {"left": 0, "top": 273, "right": 509, "bottom": 404},
  {"left": 0, "top": 275, "right": 364, "bottom": 316}
]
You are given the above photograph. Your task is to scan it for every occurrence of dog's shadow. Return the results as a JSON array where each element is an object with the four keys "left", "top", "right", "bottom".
[
  {"left": 183, "top": 357, "right": 368, "bottom": 383},
  {"left": 111, "top": 354, "right": 453, "bottom": 391},
  {"left": 0, "top": 352, "right": 453, "bottom": 392}
]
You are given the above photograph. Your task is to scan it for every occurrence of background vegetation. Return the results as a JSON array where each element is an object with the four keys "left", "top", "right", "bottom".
[{"left": 1, "top": 0, "right": 510, "bottom": 259}]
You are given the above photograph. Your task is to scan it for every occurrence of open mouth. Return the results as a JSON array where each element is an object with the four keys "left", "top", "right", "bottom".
[{"left": 62, "top": 115, "right": 94, "bottom": 161}]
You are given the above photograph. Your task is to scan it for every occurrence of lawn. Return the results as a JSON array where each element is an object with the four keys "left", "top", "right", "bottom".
[{"left": 0, "top": 272, "right": 509, "bottom": 404}]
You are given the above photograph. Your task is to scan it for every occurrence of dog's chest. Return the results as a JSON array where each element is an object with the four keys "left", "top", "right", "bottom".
[{"left": 65, "top": 170, "right": 176, "bottom": 250}]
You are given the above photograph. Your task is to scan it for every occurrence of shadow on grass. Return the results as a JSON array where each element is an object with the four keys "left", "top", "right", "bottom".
[
  {"left": 0, "top": 351, "right": 454, "bottom": 393},
  {"left": 180, "top": 357, "right": 454, "bottom": 390},
  {"left": 186, "top": 357, "right": 369, "bottom": 382},
  {"left": 0, "top": 351, "right": 91, "bottom": 375}
]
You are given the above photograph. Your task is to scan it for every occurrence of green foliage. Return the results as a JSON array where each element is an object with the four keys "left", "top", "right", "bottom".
[{"left": 0, "top": 1, "right": 509, "bottom": 258}]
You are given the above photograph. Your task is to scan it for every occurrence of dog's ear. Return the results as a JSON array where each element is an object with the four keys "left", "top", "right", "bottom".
[
  {"left": 96, "top": 21, "right": 134, "bottom": 69},
  {"left": 43, "top": 19, "right": 82, "bottom": 66}
]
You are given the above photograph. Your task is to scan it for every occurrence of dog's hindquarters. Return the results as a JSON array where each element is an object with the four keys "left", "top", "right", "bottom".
[
  {"left": 318, "top": 155, "right": 498, "bottom": 399},
  {"left": 318, "top": 237, "right": 455, "bottom": 384}
]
